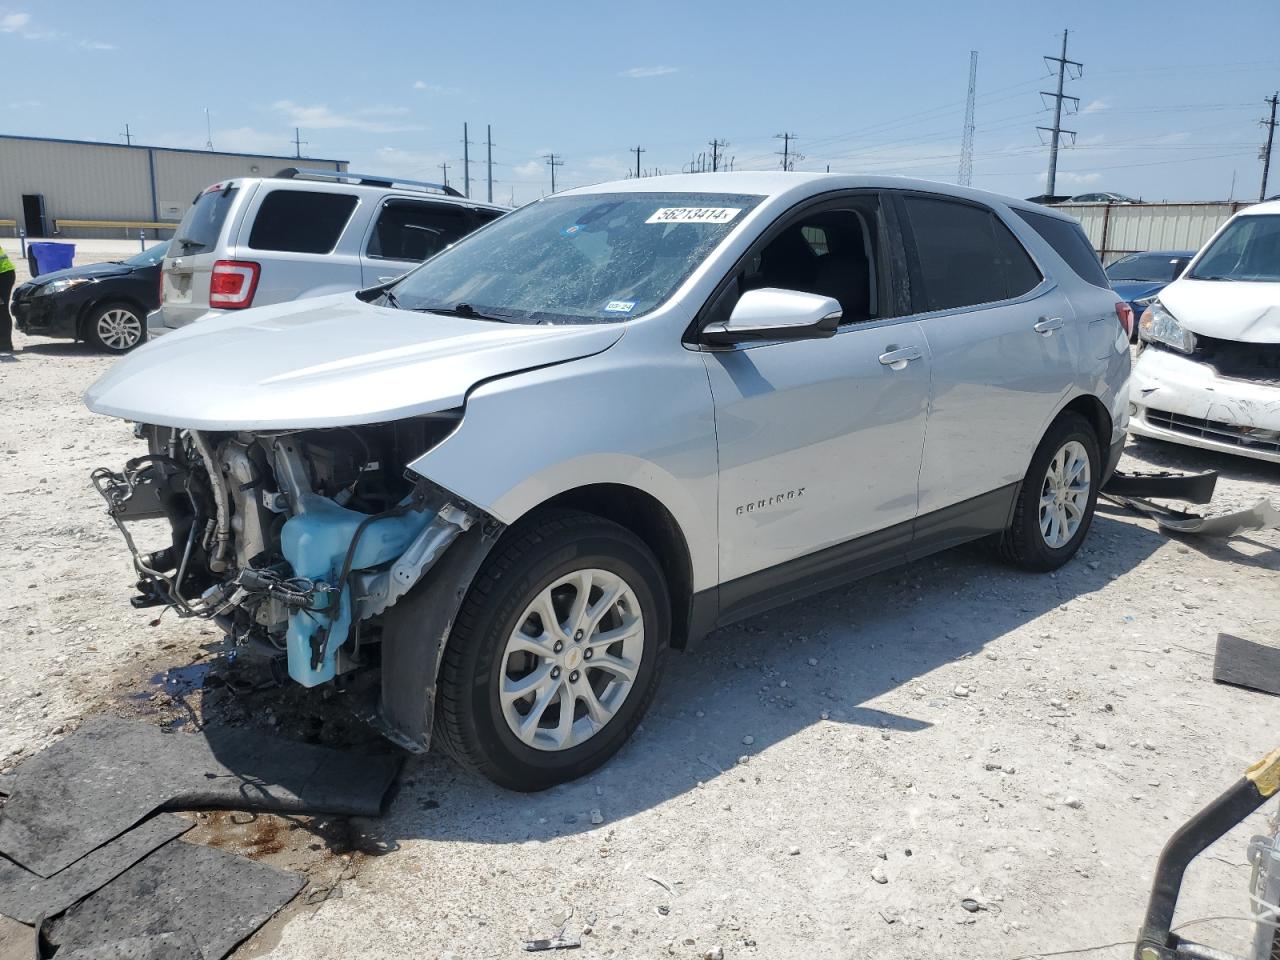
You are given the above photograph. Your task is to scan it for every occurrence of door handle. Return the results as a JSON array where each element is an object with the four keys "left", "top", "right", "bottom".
[
  {"left": 1034, "top": 316, "right": 1064, "bottom": 336},
  {"left": 878, "top": 345, "right": 923, "bottom": 370}
]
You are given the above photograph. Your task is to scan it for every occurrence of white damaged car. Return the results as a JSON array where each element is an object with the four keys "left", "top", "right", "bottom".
[
  {"left": 85, "top": 173, "right": 1131, "bottom": 790},
  {"left": 1130, "top": 199, "right": 1280, "bottom": 462}
]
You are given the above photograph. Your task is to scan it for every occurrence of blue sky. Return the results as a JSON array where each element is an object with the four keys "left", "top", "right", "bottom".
[{"left": 3, "top": 0, "right": 1278, "bottom": 204}]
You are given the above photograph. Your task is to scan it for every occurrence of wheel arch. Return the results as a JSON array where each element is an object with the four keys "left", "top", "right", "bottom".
[
  {"left": 1059, "top": 392, "right": 1112, "bottom": 451},
  {"left": 529, "top": 483, "right": 698, "bottom": 650}
]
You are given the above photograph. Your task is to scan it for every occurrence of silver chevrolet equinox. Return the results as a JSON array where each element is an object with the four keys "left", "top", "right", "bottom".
[{"left": 85, "top": 173, "right": 1132, "bottom": 791}]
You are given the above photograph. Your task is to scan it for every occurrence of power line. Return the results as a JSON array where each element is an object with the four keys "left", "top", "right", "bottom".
[
  {"left": 1260, "top": 92, "right": 1278, "bottom": 201},
  {"left": 120, "top": 123, "right": 133, "bottom": 146},
  {"left": 486, "top": 124, "right": 494, "bottom": 204},
  {"left": 775, "top": 132, "right": 801, "bottom": 171},
  {"left": 631, "top": 145, "right": 645, "bottom": 178},
  {"left": 439, "top": 161, "right": 449, "bottom": 188},
  {"left": 1039, "top": 28, "right": 1083, "bottom": 195},
  {"left": 291, "top": 127, "right": 308, "bottom": 159},
  {"left": 958, "top": 51, "right": 979, "bottom": 186},
  {"left": 462, "top": 122, "right": 473, "bottom": 199},
  {"left": 544, "top": 153, "right": 565, "bottom": 193},
  {"left": 709, "top": 138, "right": 728, "bottom": 172}
]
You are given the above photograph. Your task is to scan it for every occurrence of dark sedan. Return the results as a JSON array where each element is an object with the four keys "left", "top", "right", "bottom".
[
  {"left": 1104, "top": 249, "right": 1196, "bottom": 339},
  {"left": 11, "top": 242, "right": 167, "bottom": 352}
]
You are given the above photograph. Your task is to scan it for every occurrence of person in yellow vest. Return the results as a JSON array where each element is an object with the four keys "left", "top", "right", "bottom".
[{"left": 0, "top": 246, "right": 15, "bottom": 352}]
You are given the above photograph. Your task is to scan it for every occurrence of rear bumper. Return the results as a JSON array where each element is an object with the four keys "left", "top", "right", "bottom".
[
  {"left": 149, "top": 304, "right": 226, "bottom": 337},
  {"left": 11, "top": 289, "right": 79, "bottom": 339},
  {"left": 1129, "top": 345, "right": 1280, "bottom": 464}
]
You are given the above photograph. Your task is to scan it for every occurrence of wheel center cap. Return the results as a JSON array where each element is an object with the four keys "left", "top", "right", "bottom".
[{"left": 565, "top": 648, "right": 583, "bottom": 670}]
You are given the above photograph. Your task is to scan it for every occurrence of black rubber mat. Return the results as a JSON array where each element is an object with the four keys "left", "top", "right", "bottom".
[
  {"left": 0, "top": 716, "right": 400, "bottom": 877},
  {"left": 0, "top": 814, "right": 190, "bottom": 924},
  {"left": 51, "top": 839, "right": 304, "bottom": 960},
  {"left": 53, "top": 931, "right": 202, "bottom": 959}
]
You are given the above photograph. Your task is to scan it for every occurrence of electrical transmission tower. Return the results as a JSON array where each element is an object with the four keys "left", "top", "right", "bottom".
[
  {"left": 486, "top": 125, "right": 494, "bottom": 203},
  {"left": 462, "top": 122, "right": 474, "bottom": 199},
  {"left": 775, "top": 132, "right": 802, "bottom": 171},
  {"left": 439, "top": 161, "right": 449, "bottom": 188},
  {"left": 544, "top": 153, "right": 565, "bottom": 193},
  {"left": 1038, "top": 29, "right": 1082, "bottom": 197},
  {"left": 709, "top": 139, "right": 729, "bottom": 172},
  {"left": 631, "top": 145, "right": 645, "bottom": 178},
  {"left": 957, "top": 51, "right": 978, "bottom": 186},
  {"left": 291, "top": 127, "right": 308, "bottom": 159},
  {"left": 121, "top": 123, "right": 134, "bottom": 146},
  {"left": 1260, "top": 92, "right": 1278, "bottom": 201}
]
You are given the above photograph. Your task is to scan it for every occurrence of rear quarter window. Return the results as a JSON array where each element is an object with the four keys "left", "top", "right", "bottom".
[
  {"left": 1013, "top": 208, "right": 1110, "bottom": 289},
  {"left": 247, "top": 190, "right": 359, "bottom": 254}
]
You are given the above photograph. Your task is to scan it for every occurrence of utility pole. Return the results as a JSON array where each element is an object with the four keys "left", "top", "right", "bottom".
[
  {"left": 121, "top": 123, "right": 133, "bottom": 146},
  {"left": 709, "top": 138, "right": 728, "bottom": 172},
  {"left": 958, "top": 51, "right": 978, "bottom": 186},
  {"left": 204, "top": 108, "right": 214, "bottom": 152},
  {"left": 631, "top": 145, "right": 645, "bottom": 178},
  {"left": 544, "top": 153, "right": 564, "bottom": 193},
  {"left": 291, "top": 127, "right": 308, "bottom": 159},
  {"left": 440, "top": 161, "right": 449, "bottom": 188},
  {"left": 1038, "top": 29, "right": 1082, "bottom": 197},
  {"left": 486, "top": 124, "right": 494, "bottom": 204},
  {"left": 1260, "top": 92, "right": 1278, "bottom": 202},
  {"left": 774, "top": 132, "right": 801, "bottom": 171},
  {"left": 462, "top": 122, "right": 473, "bottom": 199}
]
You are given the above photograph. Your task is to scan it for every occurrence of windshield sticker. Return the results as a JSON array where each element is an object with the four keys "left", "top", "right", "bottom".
[
  {"left": 560, "top": 223, "right": 586, "bottom": 238},
  {"left": 604, "top": 300, "right": 636, "bottom": 313},
  {"left": 646, "top": 207, "right": 741, "bottom": 225}
]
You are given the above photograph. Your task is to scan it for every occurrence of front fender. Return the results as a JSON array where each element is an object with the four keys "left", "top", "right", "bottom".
[{"left": 406, "top": 345, "right": 719, "bottom": 592}]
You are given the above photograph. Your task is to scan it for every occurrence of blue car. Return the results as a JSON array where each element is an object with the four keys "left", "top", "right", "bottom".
[{"left": 1104, "top": 250, "right": 1196, "bottom": 339}]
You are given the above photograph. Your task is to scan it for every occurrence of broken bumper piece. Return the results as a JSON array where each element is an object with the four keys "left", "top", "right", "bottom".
[{"left": 1102, "top": 468, "right": 1280, "bottom": 537}]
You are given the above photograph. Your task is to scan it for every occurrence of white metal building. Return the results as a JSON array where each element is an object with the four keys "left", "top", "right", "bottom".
[
  {"left": 0, "top": 134, "right": 346, "bottom": 239},
  {"left": 1055, "top": 201, "right": 1253, "bottom": 262}
]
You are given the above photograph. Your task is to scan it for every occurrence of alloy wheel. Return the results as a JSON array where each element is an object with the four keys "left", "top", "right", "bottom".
[
  {"left": 96, "top": 308, "right": 143, "bottom": 351},
  {"left": 499, "top": 568, "right": 644, "bottom": 752},
  {"left": 1039, "top": 439, "right": 1091, "bottom": 549}
]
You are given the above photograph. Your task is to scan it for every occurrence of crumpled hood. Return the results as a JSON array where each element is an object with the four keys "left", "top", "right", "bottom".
[
  {"left": 1159, "top": 278, "right": 1280, "bottom": 343},
  {"left": 85, "top": 293, "right": 625, "bottom": 430}
]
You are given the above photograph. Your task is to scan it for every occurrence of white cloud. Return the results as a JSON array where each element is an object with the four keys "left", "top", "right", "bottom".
[
  {"left": 0, "top": 11, "right": 30, "bottom": 31},
  {"left": 413, "top": 80, "right": 459, "bottom": 94},
  {"left": 1079, "top": 99, "right": 1109, "bottom": 115},
  {"left": 78, "top": 38, "right": 115, "bottom": 50},
  {"left": 620, "top": 65, "right": 678, "bottom": 78},
  {"left": 1059, "top": 172, "right": 1102, "bottom": 186},
  {"left": 513, "top": 159, "right": 544, "bottom": 179},
  {"left": 272, "top": 100, "right": 421, "bottom": 133}
]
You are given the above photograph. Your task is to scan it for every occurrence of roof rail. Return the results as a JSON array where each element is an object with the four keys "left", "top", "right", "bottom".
[{"left": 273, "top": 167, "right": 464, "bottom": 198}]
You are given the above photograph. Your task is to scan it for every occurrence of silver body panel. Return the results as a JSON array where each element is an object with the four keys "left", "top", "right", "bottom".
[{"left": 88, "top": 171, "right": 1130, "bottom": 597}]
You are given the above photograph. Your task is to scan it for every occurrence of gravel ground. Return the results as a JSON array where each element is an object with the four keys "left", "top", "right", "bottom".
[{"left": 1, "top": 258, "right": 1278, "bottom": 960}]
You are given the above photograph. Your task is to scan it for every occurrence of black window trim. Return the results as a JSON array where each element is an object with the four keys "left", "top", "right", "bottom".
[
  {"left": 892, "top": 189, "right": 1052, "bottom": 321},
  {"left": 685, "top": 188, "right": 914, "bottom": 350}
]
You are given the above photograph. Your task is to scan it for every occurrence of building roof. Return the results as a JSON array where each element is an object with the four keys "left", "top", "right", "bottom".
[{"left": 0, "top": 132, "right": 346, "bottom": 165}]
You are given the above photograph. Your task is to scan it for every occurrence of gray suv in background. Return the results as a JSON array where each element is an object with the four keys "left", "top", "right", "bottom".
[{"left": 154, "top": 168, "right": 507, "bottom": 332}]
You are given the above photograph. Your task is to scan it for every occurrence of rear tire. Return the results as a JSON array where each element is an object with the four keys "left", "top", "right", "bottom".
[
  {"left": 434, "top": 510, "right": 668, "bottom": 791},
  {"left": 85, "top": 302, "right": 146, "bottom": 353},
  {"left": 998, "top": 412, "right": 1100, "bottom": 572}
]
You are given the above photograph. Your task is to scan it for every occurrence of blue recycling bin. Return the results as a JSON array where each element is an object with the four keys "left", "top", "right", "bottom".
[{"left": 28, "top": 241, "right": 76, "bottom": 277}]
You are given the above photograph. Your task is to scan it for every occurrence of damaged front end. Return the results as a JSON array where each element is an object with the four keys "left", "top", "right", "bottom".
[{"left": 92, "top": 417, "right": 501, "bottom": 748}]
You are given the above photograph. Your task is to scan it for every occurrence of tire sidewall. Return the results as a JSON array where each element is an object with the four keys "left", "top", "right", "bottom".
[
  {"left": 456, "top": 526, "right": 668, "bottom": 789},
  {"left": 87, "top": 302, "right": 146, "bottom": 353},
  {"left": 1022, "top": 415, "right": 1101, "bottom": 567}
]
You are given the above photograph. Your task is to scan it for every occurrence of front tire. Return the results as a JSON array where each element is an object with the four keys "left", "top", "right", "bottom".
[
  {"left": 85, "top": 302, "right": 146, "bottom": 353},
  {"left": 435, "top": 510, "right": 669, "bottom": 791},
  {"left": 998, "top": 412, "right": 1100, "bottom": 572}
]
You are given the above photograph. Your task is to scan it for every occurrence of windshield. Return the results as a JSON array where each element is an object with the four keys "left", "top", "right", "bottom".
[
  {"left": 1105, "top": 253, "right": 1186, "bottom": 282},
  {"left": 387, "top": 191, "right": 763, "bottom": 324},
  {"left": 1188, "top": 214, "right": 1280, "bottom": 282},
  {"left": 124, "top": 242, "right": 170, "bottom": 268},
  {"left": 172, "top": 185, "right": 238, "bottom": 256}
]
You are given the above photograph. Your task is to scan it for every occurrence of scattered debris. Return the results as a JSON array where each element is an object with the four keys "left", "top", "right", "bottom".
[
  {"left": 871, "top": 864, "right": 888, "bottom": 884},
  {"left": 646, "top": 874, "right": 675, "bottom": 894},
  {"left": 1214, "top": 633, "right": 1280, "bottom": 697},
  {"left": 522, "top": 934, "right": 582, "bottom": 952}
]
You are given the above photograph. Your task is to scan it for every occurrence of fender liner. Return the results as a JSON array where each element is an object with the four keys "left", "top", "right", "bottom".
[{"left": 370, "top": 520, "right": 505, "bottom": 752}]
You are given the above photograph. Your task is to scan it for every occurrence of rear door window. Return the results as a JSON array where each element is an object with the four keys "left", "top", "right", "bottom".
[
  {"left": 366, "top": 200, "right": 472, "bottom": 261},
  {"left": 173, "top": 186, "right": 238, "bottom": 256},
  {"left": 247, "top": 190, "right": 358, "bottom": 254},
  {"left": 903, "top": 195, "right": 1043, "bottom": 312},
  {"left": 1013, "top": 208, "right": 1110, "bottom": 289}
]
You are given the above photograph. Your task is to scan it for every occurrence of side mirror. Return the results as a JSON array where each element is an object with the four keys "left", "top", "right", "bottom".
[
  {"left": 1172, "top": 258, "right": 1190, "bottom": 278},
  {"left": 701, "top": 287, "right": 842, "bottom": 346}
]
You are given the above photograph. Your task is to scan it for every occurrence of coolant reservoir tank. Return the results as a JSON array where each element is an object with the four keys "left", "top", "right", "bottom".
[{"left": 280, "top": 493, "right": 432, "bottom": 686}]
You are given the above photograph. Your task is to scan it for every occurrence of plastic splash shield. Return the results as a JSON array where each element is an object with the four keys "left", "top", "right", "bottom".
[{"left": 280, "top": 493, "right": 433, "bottom": 686}]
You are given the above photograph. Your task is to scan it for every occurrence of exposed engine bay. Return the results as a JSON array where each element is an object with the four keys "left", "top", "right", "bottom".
[{"left": 91, "top": 415, "right": 490, "bottom": 710}]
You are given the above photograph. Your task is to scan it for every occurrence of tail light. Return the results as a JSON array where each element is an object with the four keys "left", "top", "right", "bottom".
[
  {"left": 209, "top": 260, "right": 260, "bottom": 309},
  {"left": 1115, "top": 301, "right": 1135, "bottom": 338}
]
